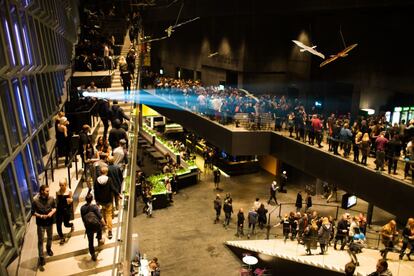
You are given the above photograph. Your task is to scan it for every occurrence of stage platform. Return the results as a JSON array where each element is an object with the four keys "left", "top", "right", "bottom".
[{"left": 226, "top": 239, "right": 414, "bottom": 276}]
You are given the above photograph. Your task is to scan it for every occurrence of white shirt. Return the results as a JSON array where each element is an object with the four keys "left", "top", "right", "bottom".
[{"left": 113, "top": 146, "right": 125, "bottom": 165}]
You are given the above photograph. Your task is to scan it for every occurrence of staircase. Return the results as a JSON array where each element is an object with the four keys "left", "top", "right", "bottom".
[{"left": 35, "top": 34, "right": 135, "bottom": 276}]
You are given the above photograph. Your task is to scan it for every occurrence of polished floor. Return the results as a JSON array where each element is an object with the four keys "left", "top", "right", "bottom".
[{"left": 132, "top": 156, "right": 396, "bottom": 276}]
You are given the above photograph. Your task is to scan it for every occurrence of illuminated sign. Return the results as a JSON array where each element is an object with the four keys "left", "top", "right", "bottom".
[{"left": 394, "top": 107, "right": 402, "bottom": 112}]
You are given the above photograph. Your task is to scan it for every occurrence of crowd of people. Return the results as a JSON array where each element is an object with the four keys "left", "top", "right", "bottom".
[
  {"left": 75, "top": 7, "right": 119, "bottom": 71},
  {"left": 37, "top": 95, "right": 131, "bottom": 267},
  {"left": 211, "top": 178, "right": 414, "bottom": 274},
  {"left": 153, "top": 77, "right": 414, "bottom": 180}
]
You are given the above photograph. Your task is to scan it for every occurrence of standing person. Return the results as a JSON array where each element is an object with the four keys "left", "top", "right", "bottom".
[
  {"left": 223, "top": 198, "right": 233, "bottom": 228},
  {"left": 80, "top": 193, "right": 105, "bottom": 261},
  {"left": 94, "top": 166, "right": 121, "bottom": 240},
  {"left": 399, "top": 218, "right": 414, "bottom": 260},
  {"left": 78, "top": 124, "right": 93, "bottom": 163},
  {"left": 334, "top": 214, "right": 350, "bottom": 250},
  {"left": 257, "top": 204, "right": 268, "bottom": 230},
  {"left": 121, "top": 69, "right": 132, "bottom": 102},
  {"left": 56, "top": 179, "right": 74, "bottom": 245},
  {"left": 281, "top": 214, "right": 291, "bottom": 242},
  {"left": 305, "top": 193, "right": 312, "bottom": 213},
  {"left": 213, "top": 194, "right": 222, "bottom": 224},
  {"left": 380, "top": 220, "right": 399, "bottom": 260},
  {"left": 318, "top": 217, "right": 333, "bottom": 255},
  {"left": 32, "top": 185, "right": 56, "bottom": 267},
  {"left": 107, "top": 156, "right": 123, "bottom": 211},
  {"left": 304, "top": 219, "right": 318, "bottom": 255},
  {"left": 387, "top": 134, "right": 402, "bottom": 175},
  {"left": 360, "top": 133, "right": 371, "bottom": 166},
  {"left": 213, "top": 167, "right": 221, "bottom": 190},
  {"left": 165, "top": 179, "right": 173, "bottom": 203},
  {"left": 247, "top": 208, "right": 258, "bottom": 239},
  {"left": 295, "top": 191, "right": 303, "bottom": 212},
  {"left": 97, "top": 99, "right": 110, "bottom": 139},
  {"left": 267, "top": 180, "right": 279, "bottom": 205},
  {"left": 375, "top": 132, "right": 389, "bottom": 171},
  {"left": 236, "top": 208, "right": 245, "bottom": 237},
  {"left": 311, "top": 114, "right": 323, "bottom": 147}
]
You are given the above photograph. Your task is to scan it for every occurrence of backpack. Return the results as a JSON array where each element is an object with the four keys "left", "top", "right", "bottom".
[{"left": 83, "top": 208, "right": 101, "bottom": 232}]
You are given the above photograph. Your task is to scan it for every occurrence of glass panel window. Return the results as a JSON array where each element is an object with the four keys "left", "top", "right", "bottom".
[
  {"left": 28, "top": 16, "right": 41, "bottom": 67},
  {"left": 13, "top": 153, "right": 31, "bottom": 213},
  {"left": 10, "top": 5, "right": 26, "bottom": 66},
  {"left": 0, "top": 117, "right": 8, "bottom": 163},
  {"left": 1, "top": 12, "right": 16, "bottom": 66},
  {"left": 29, "top": 76, "right": 44, "bottom": 124},
  {"left": 2, "top": 165, "right": 24, "bottom": 229},
  {"left": 24, "top": 144, "right": 39, "bottom": 194},
  {"left": 22, "top": 77, "right": 36, "bottom": 130},
  {"left": 32, "top": 137, "right": 44, "bottom": 173},
  {"left": 20, "top": 12, "right": 33, "bottom": 66},
  {"left": 12, "top": 78, "right": 28, "bottom": 138},
  {"left": 22, "top": 0, "right": 32, "bottom": 8},
  {"left": 38, "top": 129, "right": 47, "bottom": 156},
  {"left": 0, "top": 187, "right": 13, "bottom": 258},
  {"left": 0, "top": 80, "right": 19, "bottom": 148}
]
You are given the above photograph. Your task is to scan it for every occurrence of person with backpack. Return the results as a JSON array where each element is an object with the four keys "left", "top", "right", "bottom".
[
  {"left": 94, "top": 166, "right": 122, "bottom": 240},
  {"left": 81, "top": 193, "right": 106, "bottom": 261},
  {"left": 110, "top": 100, "right": 130, "bottom": 125}
]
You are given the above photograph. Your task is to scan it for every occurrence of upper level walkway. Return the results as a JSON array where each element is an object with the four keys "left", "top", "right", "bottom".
[{"left": 137, "top": 88, "right": 414, "bottom": 220}]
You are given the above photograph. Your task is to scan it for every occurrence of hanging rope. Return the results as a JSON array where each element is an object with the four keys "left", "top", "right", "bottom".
[{"left": 339, "top": 25, "right": 347, "bottom": 48}]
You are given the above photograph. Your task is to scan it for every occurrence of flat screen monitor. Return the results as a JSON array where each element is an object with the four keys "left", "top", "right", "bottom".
[{"left": 342, "top": 193, "right": 357, "bottom": 209}]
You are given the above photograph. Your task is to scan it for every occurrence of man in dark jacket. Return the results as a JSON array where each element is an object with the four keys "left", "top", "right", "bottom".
[
  {"left": 94, "top": 166, "right": 121, "bottom": 239},
  {"left": 335, "top": 214, "right": 350, "bottom": 250},
  {"left": 236, "top": 208, "right": 245, "bottom": 237},
  {"left": 108, "top": 119, "right": 128, "bottom": 150},
  {"left": 81, "top": 193, "right": 106, "bottom": 261},
  {"left": 110, "top": 100, "right": 130, "bottom": 124},
  {"left": 107, "top": 156, "right": 123, "bottom": 210},
  {"left": 295, "top": 191, "right": 303, "bottom": 212},
  {"left": 223, "top": 198, "right": 233, "bottom": 228},
  {"left": 32, "top": 185, "right": 56, "bottom": 268},
  {"left": 97, "top": 99, "right": 110, "bottom": 139}
]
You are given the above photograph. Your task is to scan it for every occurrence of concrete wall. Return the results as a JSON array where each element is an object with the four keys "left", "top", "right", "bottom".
[{"left": 147, "top": 5, "right": 414, "bottom": 110}]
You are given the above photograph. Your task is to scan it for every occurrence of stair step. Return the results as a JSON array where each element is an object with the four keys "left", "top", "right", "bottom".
[
  {"left": 47, "top": 228, "right": 117, "bottom": 257},
  {"left": 37, "top": 247, "right": 116, "bottom": 276}
]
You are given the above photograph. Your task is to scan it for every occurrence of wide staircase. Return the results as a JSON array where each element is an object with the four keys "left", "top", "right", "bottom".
[{"left": 35, "top": 35, "right": 135, "bottom": 276}]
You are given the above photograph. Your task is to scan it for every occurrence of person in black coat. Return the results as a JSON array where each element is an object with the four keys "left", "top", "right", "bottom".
[
  {"left": 399, "top": 218, "right": 414, "bottom": 260},
  {"left": 223, "top": 198, "right": 233, "bottom": 228},
  {"left": 97, "top": 99, "right": 110, "bottom": 139},
  {"left": 236, "top": 208, "right": 245, "bottom": 237},
  {"left": 305, "top": 193, "right": 312, "bottom": 213},
  {"left": 335, "top": 214, "right": 350, "bottom": 250},
  {"left": 108, "top": 119, "right": 128, "bottom": 151},
  {"left": 257, "top": 204, "right": 268, "bottom": 229},
  {"left": 295, "top": 191, "right": 303, "bottom": 212}
]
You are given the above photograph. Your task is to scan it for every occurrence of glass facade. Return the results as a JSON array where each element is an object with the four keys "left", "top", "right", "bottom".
[
  {"left": 24, "top": 144, "right": 39, "bottom": 194},
  {"left": 0, "top": 80, "right": 20, "bottom": 149},
  {"left": 0, "top": 118, "right": 8, "bottom": 163},
  {"left": 12, "top": 78, "right": 29, "bottom": 138},
  {"left": 13, "top": 154, "right": 31, "bottom": 214},
  {"left": 0, "top": 189, "right": 13, "bottom": 262},
  {"left": 1, "top": 165, "right": 24, "bottom": 230},
  {"left": 0, "top": 0, "right": 79, "bottom": 270}
]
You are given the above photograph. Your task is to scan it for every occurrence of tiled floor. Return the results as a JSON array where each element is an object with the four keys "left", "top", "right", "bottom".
[{"left": 131, "top": 153, "right": 398, "bottom": 276}]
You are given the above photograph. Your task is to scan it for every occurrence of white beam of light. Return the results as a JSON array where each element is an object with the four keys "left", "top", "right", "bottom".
[{"left": 81, "top": 90, "right": 188, "bottom": 112}]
